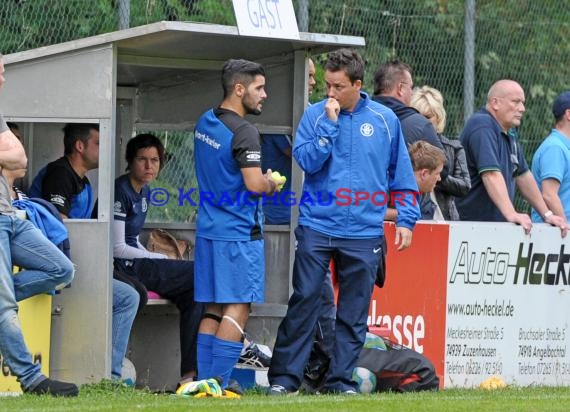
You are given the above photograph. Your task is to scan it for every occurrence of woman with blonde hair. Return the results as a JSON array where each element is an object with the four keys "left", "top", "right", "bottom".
[{"left": 411, "top": 86, "right": 471, "bottom": 220}]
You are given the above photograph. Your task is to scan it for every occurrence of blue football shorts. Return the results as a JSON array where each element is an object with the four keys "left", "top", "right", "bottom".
[{"left": 194, "top": 237, "right": 265, "bottom": 303}]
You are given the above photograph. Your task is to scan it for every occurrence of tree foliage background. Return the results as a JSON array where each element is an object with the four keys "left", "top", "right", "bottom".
[{"left": 1, "top": 0, "right": 569, "bottom": 219}]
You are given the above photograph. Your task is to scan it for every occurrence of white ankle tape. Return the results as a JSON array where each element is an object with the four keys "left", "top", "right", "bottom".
[{"left": 222, "top": 315, "right": 245, "bottom": 336}]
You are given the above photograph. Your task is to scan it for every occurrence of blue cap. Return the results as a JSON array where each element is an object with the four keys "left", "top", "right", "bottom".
[{"left": 552, "top": 91, "right": 570, "bottom": 119}]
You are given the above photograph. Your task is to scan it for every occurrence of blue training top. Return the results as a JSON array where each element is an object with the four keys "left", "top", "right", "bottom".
[
  {"left": 194, "top": 107, "right": 263, "bottom": 241},
  {"left": 113, "top": 174, "right": 149, "bottom": 248},
  {"left": 531, "top": 128, "right": 570, "bottom": 222},
  {"left": 294, "top": 92, "right": 420, "bottom": 238}
]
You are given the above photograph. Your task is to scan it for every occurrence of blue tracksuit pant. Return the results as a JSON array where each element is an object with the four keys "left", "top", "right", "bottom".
[{"left": 268, "top": 225, "right": 383, "bottom": 392}]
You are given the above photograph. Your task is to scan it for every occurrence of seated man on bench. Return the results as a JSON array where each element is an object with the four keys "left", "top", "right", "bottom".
[
  {"left": 112, "top": 133, "right": 204, "bottom": 386},
  {"left": 31, "top": 123, "right": 139, "bottom": 384}
]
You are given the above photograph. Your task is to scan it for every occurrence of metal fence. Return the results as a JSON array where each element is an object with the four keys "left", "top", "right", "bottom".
[
  {"left": 142, "top": 130, "right": 199, "bottom": 223},
  {"left": 2, "top": 0, "right": 569, "bottom": 215}
]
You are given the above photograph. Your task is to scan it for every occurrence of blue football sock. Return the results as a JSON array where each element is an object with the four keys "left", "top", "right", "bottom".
[
  {"left": 209, "top": 336, "right": 243, "bottom": 388},
  {"left": 197, "top": 333, "right": 215, "bottom": 380}
]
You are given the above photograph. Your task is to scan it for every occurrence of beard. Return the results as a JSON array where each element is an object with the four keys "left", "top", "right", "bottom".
[
  {"left": 246, "top": 106, "right": 262, "bottom": 115},
  {"left": 243, "top": 92, "right": 263, "bottom": 116}
]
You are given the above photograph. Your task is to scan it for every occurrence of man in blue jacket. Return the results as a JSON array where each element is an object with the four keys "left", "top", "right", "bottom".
[{"left": 268, "top": 49, "right": 420, "bottom": 395}]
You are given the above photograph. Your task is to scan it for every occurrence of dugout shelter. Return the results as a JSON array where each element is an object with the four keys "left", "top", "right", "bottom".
[{"left": 1, "top": 21, "right": 364, "bottom": 388}]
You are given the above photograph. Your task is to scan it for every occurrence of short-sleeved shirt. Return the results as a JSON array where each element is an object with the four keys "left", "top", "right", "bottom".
[
  {"left": 531, "top": 129, "right": 570, "bottom": 222},
  {"left": 0, "top": 113, "right": 15, "bottom": 215},
  {"left": 113, "top": 174, "right": 148, "bottom": 248},
  {"left": 30, "top": 157, "right": 93, "bottom": 218},
  {"left": 456, "top": 108, "right": 528, "bottom": 221},
  {"left": 194, "top": 107, "right": 263, "bottom": 241}
]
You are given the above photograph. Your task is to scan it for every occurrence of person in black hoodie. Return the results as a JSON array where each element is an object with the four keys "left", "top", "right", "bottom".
[{"left": 372, "top": 60, "right": 445, "bottom": 154}]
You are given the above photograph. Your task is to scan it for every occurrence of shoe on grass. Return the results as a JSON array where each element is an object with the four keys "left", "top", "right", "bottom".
[
  {"left": 176, "top": 377, "right": 223, "bottom": 398},
  {"left": 268, "top": 384, "right": 299, "bottom": 396},
  {"left": 25, "top": 378, "right": 79, "bottom": 397}
]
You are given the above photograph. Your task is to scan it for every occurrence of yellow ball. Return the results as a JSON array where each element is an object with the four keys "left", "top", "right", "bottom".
[
  {"left": 271, "top": 171, "right": 287, "bottom": 190},
  {"left": 478, "top": 376, "right": 507, "bottom": 390}
]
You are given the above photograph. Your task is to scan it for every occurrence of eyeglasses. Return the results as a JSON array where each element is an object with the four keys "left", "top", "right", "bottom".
[
  {"left": 400, "top": 81, "right": 414, "bottom": 90},
  {"left": 134, "top": 156, "right": 160, "bottom": 165}
]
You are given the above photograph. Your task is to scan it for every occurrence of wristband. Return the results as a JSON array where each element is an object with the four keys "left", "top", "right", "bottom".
[{"left": 543, "top": 210, "right": 553, "bottom": 219}]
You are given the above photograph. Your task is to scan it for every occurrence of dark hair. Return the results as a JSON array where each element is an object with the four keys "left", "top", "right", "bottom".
[
  {"left": 324, "top": 48, "right": 365, "bottom": 84},
  {"left": 221, "top": 59, "right": 265, "bottom": 98},
  {"left": 373, "top": 59, "right": 412, "bottom": 95},
  {"left": 63, "top": 123, "right": 99, "bottom": 155},
  {"left": 125, "top": 133, "right": 166, "bottom": 171}
]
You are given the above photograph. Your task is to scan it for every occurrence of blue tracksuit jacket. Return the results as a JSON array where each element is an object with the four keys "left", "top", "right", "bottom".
[{"left": 293, "top": 92, "right": 420, "bottom": 238}]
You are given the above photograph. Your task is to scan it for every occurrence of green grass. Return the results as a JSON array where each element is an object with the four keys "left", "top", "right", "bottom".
[{"left": 2, "top": 381, "right": 570, "bottom": 411}]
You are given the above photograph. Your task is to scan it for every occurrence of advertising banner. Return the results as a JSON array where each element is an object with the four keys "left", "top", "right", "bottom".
[
  {"left": 369, "top": 221, "right": 570, "bottom": 388},
  {"left": 0, "top": 294, "right": 51, "bottom": 394},
  {"left": 369, "top": 222, "right": 449, "bottom": 383},
  {"left": 446, "top": 222, "right": 570, "bottom": 387}
]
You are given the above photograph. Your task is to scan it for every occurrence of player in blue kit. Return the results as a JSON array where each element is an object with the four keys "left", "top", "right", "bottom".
[{"left": 192, "top": 59, "right": 281, "bottom": 397}]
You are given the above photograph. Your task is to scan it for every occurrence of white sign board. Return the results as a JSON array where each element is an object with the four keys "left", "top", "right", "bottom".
[
  {"left": 445, "top": 223, "right": 570, "bottom": 387},
  {"left": 232, "top": 0, "right": 300, "bottom": 40}
]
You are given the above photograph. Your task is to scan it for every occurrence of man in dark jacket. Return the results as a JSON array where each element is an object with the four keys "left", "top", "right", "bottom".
[{"left": 372, "top": 61, "right": 447, "bottom": 176}]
